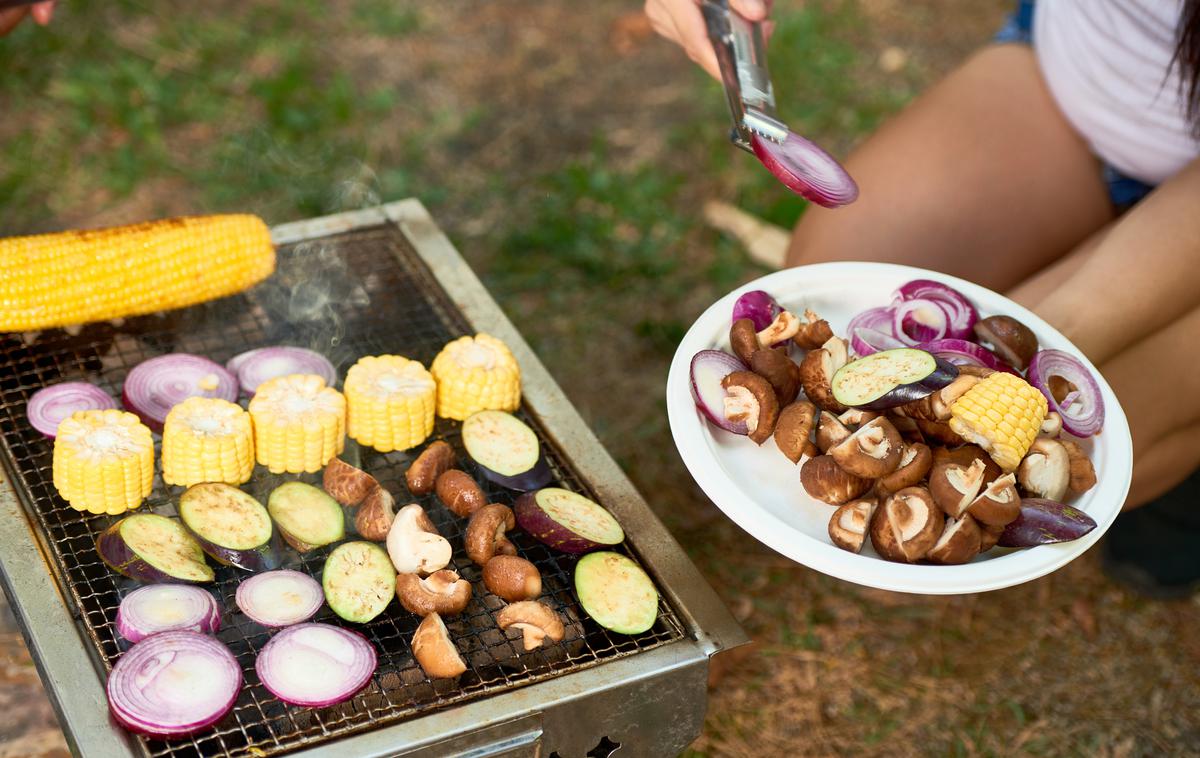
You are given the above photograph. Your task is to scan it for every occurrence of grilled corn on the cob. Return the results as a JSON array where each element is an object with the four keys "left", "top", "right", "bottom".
[
  {"left": 161, "top": 397, "right": 255, "bottom": 486},
  {"left": 430, "top": 334, "right": 521, "bottom": 420},
  {"left": 248, "top": 374, "right": 346, "bottom": 474},
  {"left": 52, "top": 409, "right": 154, "bottom": 515},
  {"left": 0, "top": 215, "right": 275, "bottom": 332},
  {"left": 948, "top": 372, "right": 1047, "bottom": 472},
  {"left": 344, "top": 355, "right": 436, "bottom": 452}
]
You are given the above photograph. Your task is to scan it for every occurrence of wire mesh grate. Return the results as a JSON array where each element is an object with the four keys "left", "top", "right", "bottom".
[{"left": 0, "top": 224, "right": 686, "bottom": 758}]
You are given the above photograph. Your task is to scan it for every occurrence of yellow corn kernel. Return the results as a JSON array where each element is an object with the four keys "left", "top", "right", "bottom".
[
  {"left": 430, "top": 334, "right": 521, "bottom": 420},
  {"left": 248, "top": 374, "right": 345, "bottom": 474},
  {"left": 52, "top": 409, "right": 154, "bottom": 515},
  {"left": 949, "top": 372, "right": 1047, "bottom": 472},
  {"left": 161, "top": 397, "right": 255, "bottom": 486},
  {"left": 0, "top": 215, "right": 275, "bottom": 332},
  {"left": 345, "top": 355, "right": 436, "bottom": 453}
]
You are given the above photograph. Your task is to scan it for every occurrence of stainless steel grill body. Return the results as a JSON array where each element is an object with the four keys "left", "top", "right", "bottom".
[{"left": 0, "top": 200, "right": 745, "bottom": 758}]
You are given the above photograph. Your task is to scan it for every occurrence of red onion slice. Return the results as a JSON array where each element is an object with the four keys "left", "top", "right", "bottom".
[
  {"left": 107, "top": 630, "right": 240, "bottom": 739},
  {"left": 123, "top": 354, "right": 239, "bottom": 431},
  {"left": 255, "top": 623, "right": 377, "bottom": 707},
  {"left": 689, "top": 349, "right": 749, "bottom": 434},
  {"left": 895, "top": 280, "right": 978, "bottom": 340},
  {"left": 236, "top": 570, "right": 324, "bottom": 627},
  {"left": 227, "top": 347, "right": 337, "bottom": 397},
  {"left": 27, "top": 382, "right": 117, "bottom": 438},
  {"left": 751, "top": 133, "right": 859, "bottom": 209},
  {"left": 1026, "top": 349, "right": 1105, "bottom": 437},
  {"left": 846, "top": 306, "right": 903, "bottom": 356},
  {"left": 116, "top": 585, "right": 221, "bottom": 643},
  {"left": 731, "top": 290, "right": 782, "bottom": 332},
  {"left": 892, "top": 298, "right": 950, "bottom": 345},
  {"left": 917, "top": 339, "right": 1016, "bottom": 373}
]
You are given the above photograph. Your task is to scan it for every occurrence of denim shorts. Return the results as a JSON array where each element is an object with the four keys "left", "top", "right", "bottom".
[{"left": 994, "top": 0, "right": 1156, "bottom": 211}]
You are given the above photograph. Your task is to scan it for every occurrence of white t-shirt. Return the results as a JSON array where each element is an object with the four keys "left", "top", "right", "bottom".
[{"left": 1035, "top": 0, "right": 1199, "bottom": 185}]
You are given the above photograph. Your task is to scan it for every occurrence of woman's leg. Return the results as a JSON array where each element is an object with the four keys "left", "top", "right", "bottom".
[{"left": 786, "top": 45, "right": 1114, "bottom": 292}]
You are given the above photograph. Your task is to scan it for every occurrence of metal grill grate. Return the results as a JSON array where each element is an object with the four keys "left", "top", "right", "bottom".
[{"left": 0, "top": 224, "right": 686, "bottom": 758}]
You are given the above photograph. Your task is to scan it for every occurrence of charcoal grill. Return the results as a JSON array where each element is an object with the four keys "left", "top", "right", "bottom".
[{"left": 0, "top": 200, "right": 746, "bottom": 758}]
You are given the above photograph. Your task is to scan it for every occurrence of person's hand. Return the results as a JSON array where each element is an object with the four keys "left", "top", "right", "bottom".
[
  {"left": 0, "top": 1, "right": 56, "bottom": 38},
  {"left": 644, "top": 0, "right": 773, "bottom": 80}
]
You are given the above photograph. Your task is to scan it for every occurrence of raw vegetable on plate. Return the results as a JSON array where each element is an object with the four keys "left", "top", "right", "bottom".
[
  {"left": 461, "top": 409, "right": 552, "bottom": 491},
  {"left": 107, "top": 630, "right": 241, "bottom": 739},
  {"left": 255, "top": 623, "right": 377, "bottom": 706},
  {"left": 161, "top": 397, "right": 255, "bottom": 487},
  {"left": 0, "top": 214, "right": 274, "bottom": 333},
  {"left": 344, "top": 354, "right": 436, "bottom": 452},
  {"left": 178, "top": 483, "right": 275, "bottom": 571},
  {"left": 26, "top": 382, "right": 117, "bottom": 439},
  {"left": 98, "top": 513, "right": 214, "bottom": 583},
  {"left": 122, "top": 353, "right": 239, "bottom": 432},
  {"left": 52, "top": 409, "right": 154, "bottom": 515},
  {"left": 267, "top": 481, "right": 345, "bottom": 553},
  {"left": 430, "top": 333, "right": 521, "bottom": 420},
  {"left": 226, "top": 346, "right": 336, "bottom": 396},
  {"left": 249, "top": 373, "right": 346, "bottom": 473},
  {"left": 116, "top": 584, "right": 221, "bottom": 643}
]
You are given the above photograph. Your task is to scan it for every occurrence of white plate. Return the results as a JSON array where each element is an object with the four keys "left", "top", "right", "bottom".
[{"left": 666, "top": 262, "right": 1132, "bottom": 594}]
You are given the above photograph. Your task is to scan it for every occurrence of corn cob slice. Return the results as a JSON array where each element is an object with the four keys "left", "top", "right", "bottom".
[
  {"left": 248, "top": 374, "right": 345, "bottom": 474},
  {"left": 161, "top": 397, "right": 255, "bottom": 486},
  {"left": 344, "top": 355, "right": 436, "bottom": 452},
  {"left": 430, "top": 334, "right": 521, "bottom": 420},
  {"left": 948, "top": 372, "right": 1047, "bottom": 472},
  {"left": 52, "top": 409, "right": 154, "bottom": 515},
  {"left": 0, "top": 214, "right": 275, "bottom": 332}
]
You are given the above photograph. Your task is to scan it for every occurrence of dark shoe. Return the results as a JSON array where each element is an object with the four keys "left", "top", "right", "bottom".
[{"left": 1100, "top": 467, "right": 1200, "bottom": 600}]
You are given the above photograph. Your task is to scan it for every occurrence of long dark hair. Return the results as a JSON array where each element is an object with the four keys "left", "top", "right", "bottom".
[{"left": 1177, "top": 0, "right": 1200, "bottom": 134}]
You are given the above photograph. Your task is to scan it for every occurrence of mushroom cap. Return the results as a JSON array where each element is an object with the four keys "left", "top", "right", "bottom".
[
  {"left": 435, "top": 469, "right": 488, "bottom": 518},
  {"left": 915, "top": 419, "right": 965, "bottom": 447},
  {"left": 800, "top": 455, "right": 872, "bottom": 506},
  {"left": 793, "top": 309, "right": 834, "bottom": 350},
  {"left": 877, "top": 442, "right": 933, "bottom": 495},
  {"left": 386, "top": 503, "right": 452, "bottom": 575},
  {"left": 323, "top": 457, "right": 378, "bottom": 506},
  {"left": 412, "top": 612, "right": 467, "bottom": 679},
  {"left": 496, "top": 600, "right": 565, "bottom": 651},
  {"left": 979, "top": 522, "right": 1005, "bottom": 553},
  {"left": 829, "top": 416, "right": 903, "bottom": 478},
  {"left": 816, "top": 411, "right": 851, "bottom": 453},
  {"left": 729, "top": 318, "right": 759, "bottom": 366},
  {"left": 1017, "top": 438, "right": 1070, "bottom": 501},
  {"left": 926, "top": 514, "right": 983, "bottom": 564},
  {"left": 483, "top": 555, "right": 542, "bottom": 602},
  {"left": 837, "top": 408, "right": 880, "bottom": 428},
  {"left": 973, "top": 315, "right": 1038, "bottom": 371},
  {"left": 355, "top": 485, "right": 396, "bottom": 541},
  {"left": 465, "top": 503, "right": 517, "bottom": 566},
  {"left": 929, "top": 459, "right": 987, "bottom": 518},
  {"left": 798, "top": 341, "right": 848, "bottom": 414},
  {"left": 721, "top": 370, "right": 780, "bottom": 445},
  {"left": 872, "top": 487, "right": 944, "bottom": 563},
  {"left": 774, "top": 400, "right": 817, "bottom": 464},
  {"left": 750, "top": 347, "right": 802, "bottom": 406},
  {"left": 966, "top": 473, "right": 1021, "bottom": 526},
  {"left": 396, "top": 570, "right": 472, "bottom": 616},
  {"left": 828, "top": 498, "right": 877, "bottom": 553},
  {"left": 933, "top": 445, "right": 1002, "bottom": 485},
  {"left": 1061, "top": 439, "right": 1098, "bottom": 495},
  {"left": 405, "top": 440, "right": 457, "bottom": 496}
]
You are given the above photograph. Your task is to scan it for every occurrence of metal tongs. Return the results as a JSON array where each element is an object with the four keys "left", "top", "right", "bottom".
[{"left": 701, "top": 0, "right": 790, "bottom": 153}]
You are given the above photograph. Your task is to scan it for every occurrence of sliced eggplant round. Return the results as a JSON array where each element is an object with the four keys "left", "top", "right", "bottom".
[
  {"left": 574, "top": 551, "right": 658, "bottom": 635},
  {"left": 97, "top": 514, "right": 214, "bottom": 584},
  {"left": 179, "top": 483, "right": 275, "bottom": 571},
  {"left": 461, "top": 410, "right": 553, "bottom": 491},
  {"left": 830, "top": 348, "right": 958, "bottom": 411},
  {"left": 267, "top": 481, "right": 346, "bottom": 553},
  {"left": 514, "top": 488, "right": 625, "bottom": 554},
  {"left": 322, "top": 541, "right": 396, "bottom": 623}
]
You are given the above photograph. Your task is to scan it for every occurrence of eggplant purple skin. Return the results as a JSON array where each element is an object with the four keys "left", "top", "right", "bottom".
[
  {"left": 513, "top": 492, "right": 612, "bottom": 554},
  {"left": 472, "top": 453, "right": 554, "bottom": 492},
  {"left": 97, "top": 521, "right": 214, "bottom": 584},
  {"left": 998, "top": 498, "right": 1098, "bottom": 548},
  {"left": 188, "top": 530, "right": 280, "bottom": 572},
  {"left": 842, "top": 356, "right": 959, "bottom": 412}
]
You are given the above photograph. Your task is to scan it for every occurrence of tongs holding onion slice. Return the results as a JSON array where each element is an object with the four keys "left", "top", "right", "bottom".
[{"left": 751, "top": 132, "right": 859, "bottom": 209}]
